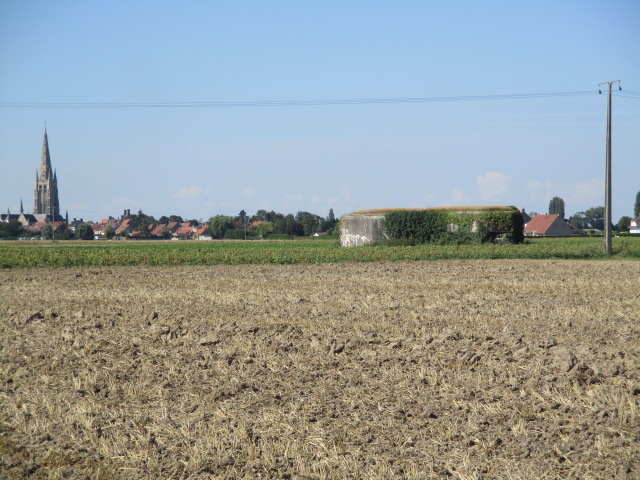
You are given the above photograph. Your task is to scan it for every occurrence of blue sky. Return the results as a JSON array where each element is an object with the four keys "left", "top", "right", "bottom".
[{"left": 1, "top": 0, "right": 639, "bottom": 223}]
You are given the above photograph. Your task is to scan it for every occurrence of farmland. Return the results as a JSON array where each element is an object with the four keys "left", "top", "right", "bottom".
[
  {"left": 1, "top": 260, "right": 639, "bottom": 479},
  {"left": 1, "top": 236, "right": 640, "bottom": 268}
]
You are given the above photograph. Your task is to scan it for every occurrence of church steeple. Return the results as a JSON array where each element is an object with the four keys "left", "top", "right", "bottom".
[
  {"left": 34, "top": 127, "right": 60, "bottom": 218},
  {"left": 40, "top": 128, "right": 53, "bottom": 179}
]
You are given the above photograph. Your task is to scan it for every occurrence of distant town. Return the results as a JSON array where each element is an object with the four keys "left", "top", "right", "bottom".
[
  {"left": 2, "top": 130, "right": 639, "bottom": 240},
  {"left": 0, "top": 207, "right": 340, "bottom": 241},
  {"left": 0, "top": 129, "right": 340, "bottom": 240}
]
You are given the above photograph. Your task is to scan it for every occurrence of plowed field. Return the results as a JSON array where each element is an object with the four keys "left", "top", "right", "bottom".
[{"left": 1, "top": 260, "right": 639, "bottom": 479}]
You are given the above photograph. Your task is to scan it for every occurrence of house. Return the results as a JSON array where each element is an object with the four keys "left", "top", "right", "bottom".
[
  {"left": 630, "top": 217, "right": 640, "bottom": 234},
  {"left": 92, "top": 223, "right": 105, "bottom": 237},
  {"left": 524, "top": 214, "right": 574, "bottom": 236},
  {"left": 150, "top": 224, "right": 168, "bottom": 237},
  {"left": 115, "top": 219, "right": 132, "bottom": 237},
  {"left": 174, "top": 224, "right": 194, "bottom": 239},
  {"left": 68, "top": 218, "right": 87, "bottom": 231},
  {"left": 194, "top": 225, "right": 211, "bottom": 240}
]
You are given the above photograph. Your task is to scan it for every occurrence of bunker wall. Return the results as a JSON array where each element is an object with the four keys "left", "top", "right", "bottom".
[{"left": 340, "top": 214, "right": 386, "bottom": 247}]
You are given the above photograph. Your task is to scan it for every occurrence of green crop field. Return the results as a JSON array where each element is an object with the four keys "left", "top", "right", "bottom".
[{"left": 1, "top": 237, "right": 639, "bottom": 268}]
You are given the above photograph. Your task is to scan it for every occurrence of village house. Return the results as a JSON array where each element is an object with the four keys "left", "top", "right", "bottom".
[
  {"left": 174, "top": 223, "right": 195, "bottom": 240},
  {"left": 194, "top": 225, "right": 211, "bottom": 240},
  {"left": 524, "top": 214, "right": 574, "bottom": 237},
  {"left": 114, "top": 219, "right": 132, "bottom": 237}
]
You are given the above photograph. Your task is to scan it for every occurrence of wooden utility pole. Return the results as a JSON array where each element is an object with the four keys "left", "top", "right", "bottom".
[{"left": 599, "top": 80, "right": 620, "bottom": 255}]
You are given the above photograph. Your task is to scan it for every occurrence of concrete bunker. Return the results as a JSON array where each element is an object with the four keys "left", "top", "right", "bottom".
[{"left": 340, "top": 207, "right": 522, "bottom": 247}]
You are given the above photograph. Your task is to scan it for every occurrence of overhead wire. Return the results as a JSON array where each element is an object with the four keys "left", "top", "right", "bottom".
[{"left": 0, "top": 90, "right": 600, "bottom": 109}]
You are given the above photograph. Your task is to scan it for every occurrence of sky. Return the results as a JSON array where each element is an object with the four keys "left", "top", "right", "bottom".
[{"left": 1, "top": 0, "right": 639, "bottom": 223}]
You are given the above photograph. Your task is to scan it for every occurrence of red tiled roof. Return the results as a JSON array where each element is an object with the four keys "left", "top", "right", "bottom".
[
  {"left": 151, "top": 224, "right": 166, "bottom": 236},
  {"left": 524, "top": 214, "right": 560, "bottom": 235}
]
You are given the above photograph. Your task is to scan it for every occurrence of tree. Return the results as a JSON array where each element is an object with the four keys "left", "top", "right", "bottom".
[
  {"left": 548, "top": 197, "right": 565, "bottom": 219},
  {"left": 104, "top": 225, "right": 116, "bottom": 239},
  {"left": 41, "top": 223, "right": 54, "bottom": 240},
  {"left": 128, "top": 209, "right": 156, "bottom": 233},
  {"left": 635, "top": 191, "right": 640, "bottom": 218},
  {"left": 322, "top": 208, "right": 337, "bottom": 233},
  {"left": 569, "top": 212, "right": 588, "bottom": 229},
  {"left": 585, "top": 206, "right": 605, "bottom": 230},
  {"left": 295, "top": 211, "right": 322, "bottom": 236},
  {"left": 161, "top": 226, "right": 173, "bottom": 239},
  {"left": 255, "top": 221, "right": 274, "bottom": 239},
  {"left": 281, "top": 214, "right": 304, "bottom": 236},
  {"left": 0, "top": 219, "right": 24, "bottom": 239},
  {"left": 158, "top": 216, "right": 170, "bottom": 225},
  {"left": 238, "top": 210, "right": 248, "bottom": 239},
  {"left": 54, "top": 223, "right": 71, "bottom": 240},
  {"left": 209, "top": 215, "right": 234, "bottom": 239},
  {"left": 75, "top": 223, "right": 94, "bottom": 240},
  {"left": 617, "top": 216, "right": 632, "bottom": 232},
  {"left": 253, "top": 209, "right": 271, "bottom": 222},
  {"left": 169, "top": 215, "right": 183, "bottom": 223}
]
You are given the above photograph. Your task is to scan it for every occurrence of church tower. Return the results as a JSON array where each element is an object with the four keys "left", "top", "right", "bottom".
[{"left": 33, "top": 128, "right": 60, "bottom": 217}]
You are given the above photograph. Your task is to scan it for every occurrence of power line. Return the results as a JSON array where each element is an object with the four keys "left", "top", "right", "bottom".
[
  {"left": 0, "top": 90, "right": 598, "bottom": 109},
  {"left": 613, "top": 92, "right": 640, "bottom": 100}
]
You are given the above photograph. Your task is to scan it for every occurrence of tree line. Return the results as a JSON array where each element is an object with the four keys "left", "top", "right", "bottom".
[
  {"left": 207, "top": 209, "right": 339, "bottom": 239},
  {"left": 542, "top": 194, "right": 640, "bottom": 232}
]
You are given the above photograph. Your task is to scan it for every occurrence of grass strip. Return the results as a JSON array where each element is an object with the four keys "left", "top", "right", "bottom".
[{"left": 1, "top": 237, "right": 639, "bottom": 268}]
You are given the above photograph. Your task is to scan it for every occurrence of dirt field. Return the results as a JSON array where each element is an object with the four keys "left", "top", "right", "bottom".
[{"left": 1, "top": 260, "right": 639, "bottom": 479}]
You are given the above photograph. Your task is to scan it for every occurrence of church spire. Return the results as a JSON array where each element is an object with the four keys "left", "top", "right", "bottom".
[
  {"left": 20, "top": 198, "right": 24, "bottom": 214},
  {"left": 40, "top": 127, "right": 52, "bottom": 179},
  {"left": 34, "top": 127, "right": 60, "bottom": 217}
]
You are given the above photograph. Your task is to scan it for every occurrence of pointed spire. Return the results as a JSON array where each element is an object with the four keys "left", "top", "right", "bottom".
[
  {"left": 40, "top": 127, "right": 52, "bottom": 179},
  {"left": 20, "top": 198, "right": 24, "bottom": 214}
]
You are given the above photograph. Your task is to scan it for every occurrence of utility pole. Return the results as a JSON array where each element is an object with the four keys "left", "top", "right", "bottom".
[{"left": 598, "top": 80, "right": 620, "bottom": 255}]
